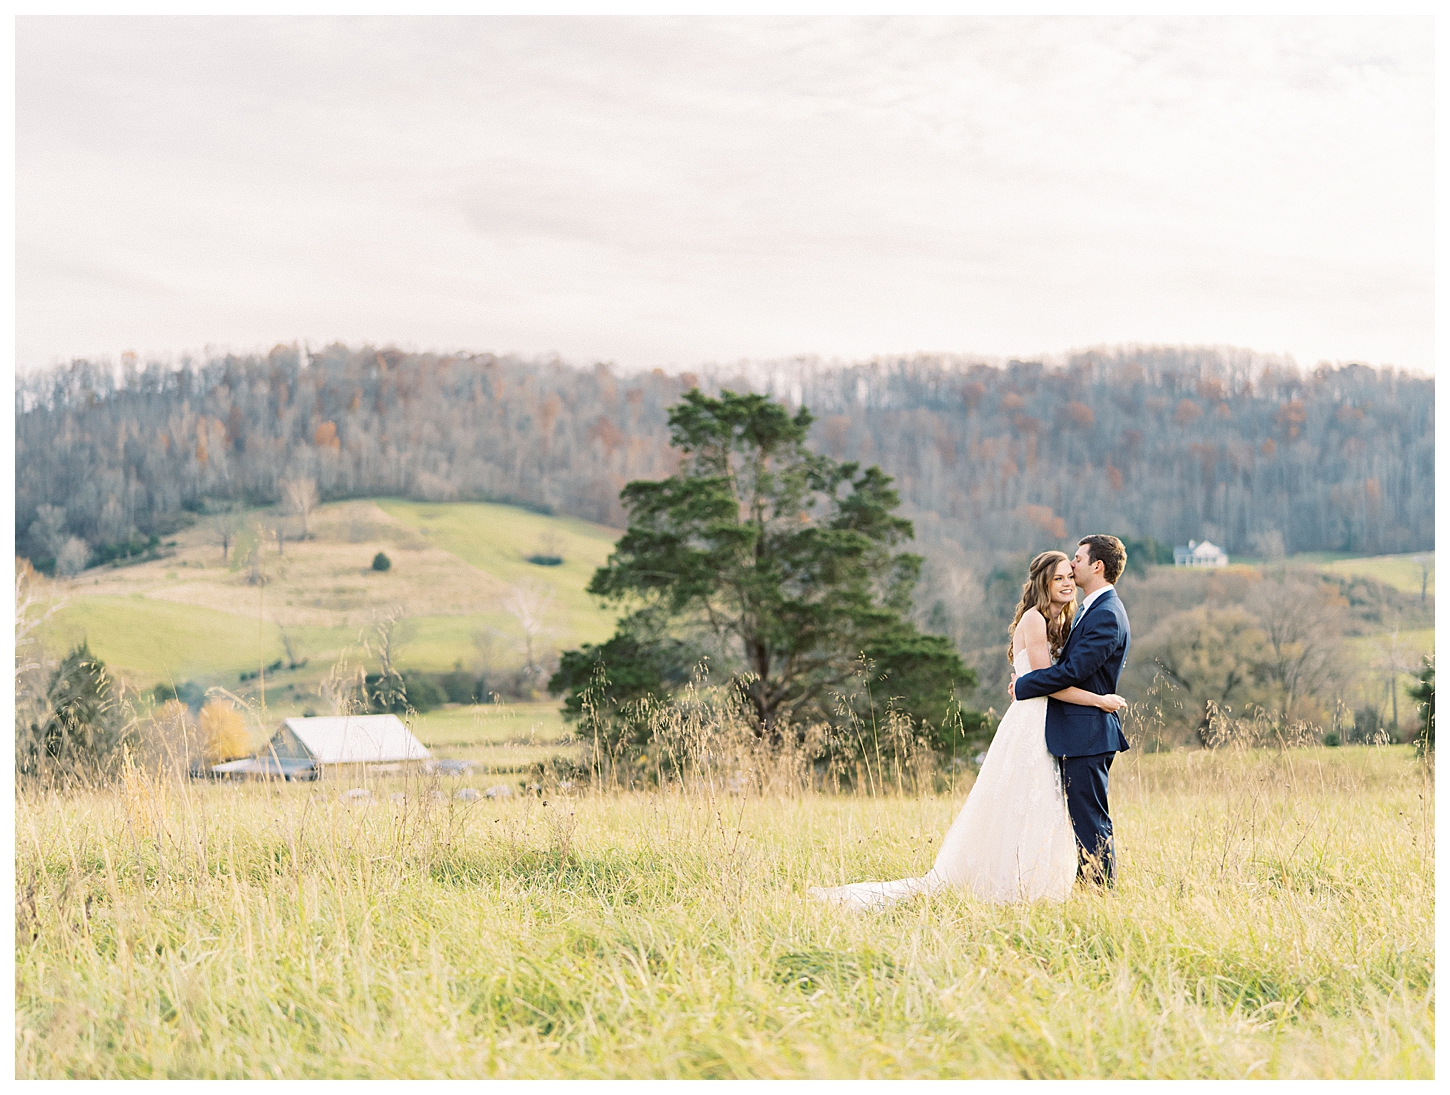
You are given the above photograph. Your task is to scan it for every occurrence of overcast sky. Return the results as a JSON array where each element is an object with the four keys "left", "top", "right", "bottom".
[{"left": 15, "top": 15, "right": 1435, "bottom": 374}]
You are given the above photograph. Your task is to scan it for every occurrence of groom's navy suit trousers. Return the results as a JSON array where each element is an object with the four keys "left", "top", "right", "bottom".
[{"left": 1014, "top": 587, "right": 1131, "bottom": 886}]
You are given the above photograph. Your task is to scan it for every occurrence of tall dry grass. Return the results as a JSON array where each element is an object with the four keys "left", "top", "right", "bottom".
[{"left": 15, "top": 725, "right": 1432, "bottom": 1078}]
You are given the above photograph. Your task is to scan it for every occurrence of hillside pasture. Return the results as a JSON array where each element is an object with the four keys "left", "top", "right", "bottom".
[
  {"left": 38, "top": 499, "right": 623, "bottom": 693},
  {"left": 377, "top": 499, "right": 622, "bottom": 638},
  {"left": 1315, "top": 552, "right": 1434, "bottom": 599},
  {"left": 1278, "top": 551, "right": 1435, "bottom": 598}
]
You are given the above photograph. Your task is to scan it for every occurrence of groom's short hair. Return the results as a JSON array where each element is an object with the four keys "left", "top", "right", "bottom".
[{"left": 1079, "top": 534, "right": 1127, "bottom": 584}]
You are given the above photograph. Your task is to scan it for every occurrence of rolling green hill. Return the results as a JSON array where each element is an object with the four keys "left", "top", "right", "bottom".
[
  {"left": 376, "top": 499, "right": 622, "bottom": 646},
  {"left": 1309, "top": 552, "right": 1435, "bottom": 599}
]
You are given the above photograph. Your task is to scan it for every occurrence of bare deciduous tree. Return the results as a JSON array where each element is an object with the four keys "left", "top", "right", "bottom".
[
  {"left": 1373, "top": 625, "right": 1418, "bottom": 735},
  {"left": 229, "top": 522, "right": 271, "bottom": 585},
  {"left": 1413, "top": 553, "right": 1432, "bottom": 604},
  {"left": 15, "top": 347, "right": 1433, "bottom": 569},
  {"left": 504, "top": 579, "right": 557, "bottom": 682},
  {"left": 277, "top": 624, "right": 303, "bottom": 670},
  {"left": 471, "top": 628, "right": 497, "bottom": 674},
  {"left": 1251, "top": 528, "right": 1286, "bottom": 561},
  {"left": 1130, "top": 605, "right": 1271, "bottom": 740},
  {"left": 55, "top": 537, "right": 89, "bottom": 578},
  {"left": 281, "top": 477, "right": 319, "bottom": 540},
  {"left": 207, "top": 508, "right": 243, "bottom": 561},
  {"left": 1254, "top": 577, "right": 1348, "bottom": 725},
  {"left": 97, "top": 496, "right": 130, "bottom": 545}
]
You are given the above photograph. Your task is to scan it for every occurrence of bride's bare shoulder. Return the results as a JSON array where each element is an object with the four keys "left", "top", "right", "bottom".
[{"left": 1015, "top": 607, "right": 1047, "bottom": 641}]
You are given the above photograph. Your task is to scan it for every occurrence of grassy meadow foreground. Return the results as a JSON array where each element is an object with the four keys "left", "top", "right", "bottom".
[{"left": 15, "top": 746, "right": 1433, "bottom": 1079}]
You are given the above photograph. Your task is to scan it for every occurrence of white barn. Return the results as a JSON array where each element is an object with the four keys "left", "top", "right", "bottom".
[
  {"left": 212, "top": 714, "right": 430, "bottom": 780},
  {"left": 1174, "top": 539, "right": 1229, "bottom": 568}
]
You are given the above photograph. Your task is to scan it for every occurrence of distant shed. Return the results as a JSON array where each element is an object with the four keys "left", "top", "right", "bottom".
[{"left": 212, "top": 714, "right": 430, "bottom": 780}]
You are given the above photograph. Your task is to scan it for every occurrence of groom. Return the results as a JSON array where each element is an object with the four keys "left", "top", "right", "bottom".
[{"left": 1011, "top": 534, "right": 1131, "bottom": 886}]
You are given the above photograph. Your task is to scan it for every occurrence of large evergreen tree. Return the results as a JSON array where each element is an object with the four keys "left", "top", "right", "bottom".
[{"left": 553, "top": 389, "right": 973, "bottom": 740}]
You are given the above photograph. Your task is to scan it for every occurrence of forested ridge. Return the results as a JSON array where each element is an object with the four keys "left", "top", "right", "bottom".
[{"left": 15, "top": 343, "right": 1433, "bottom": 570}]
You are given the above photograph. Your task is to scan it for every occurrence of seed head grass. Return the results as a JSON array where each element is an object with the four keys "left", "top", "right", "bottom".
[{"left": 15, "top": 745, "right": 1432, "bottom": 1078}]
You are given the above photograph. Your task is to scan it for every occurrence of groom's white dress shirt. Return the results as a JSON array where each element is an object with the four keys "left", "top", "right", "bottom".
[{"left": 1075, "top": 584, "right": 1112, "bottom": 626}]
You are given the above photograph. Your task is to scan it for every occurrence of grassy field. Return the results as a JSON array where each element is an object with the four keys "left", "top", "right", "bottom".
[
  {"left": 407, "top": 701, "right": 575, "bottom": 769},
  {"left": 29, "top": 498, "right": 609, "bottom": 772},
  {"left": 40, "top": 526, "right": 1426, "bottom": 694},
  {"left": 376, "top": 499, "right": 621, "bottom": 640},
  {"left": 409, "top": 701, "right": 570, "bottom": 749},
  {"left": 40, "top": 594, "right": 307, "bottom": 685},
  {"left": 1217, "top": 551, "right": 1434, "bottom": 599},
  {"left": 15, "top": 746, "right": 1432, "bottom": 1079},
  {"left": 1285, "top": 551, "right": 1434, "bottom": 598}
]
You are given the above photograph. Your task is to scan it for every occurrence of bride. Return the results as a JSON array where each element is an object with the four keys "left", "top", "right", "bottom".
[{"left": 810, "top": 550, "right": 1128, "bottom": 908}]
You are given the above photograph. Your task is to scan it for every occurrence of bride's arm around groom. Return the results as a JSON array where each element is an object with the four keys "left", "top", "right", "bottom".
[{"left": 1013, "top": 596, "right": 1127, "bottom": 710}]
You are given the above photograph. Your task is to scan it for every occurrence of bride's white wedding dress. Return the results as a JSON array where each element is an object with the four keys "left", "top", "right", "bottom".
[{"left": 810, "top": 647, "right": 1078, "bottom": 908}]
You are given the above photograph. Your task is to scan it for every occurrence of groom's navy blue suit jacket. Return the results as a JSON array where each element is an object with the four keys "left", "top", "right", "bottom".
[{"left": 1015, "top": 586, "right": 1132, "bottom": 758}]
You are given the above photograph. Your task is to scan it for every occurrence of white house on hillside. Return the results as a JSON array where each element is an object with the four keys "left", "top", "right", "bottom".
[{"left": 1174, "top": 539, "right": 1228, "bottom": 568}]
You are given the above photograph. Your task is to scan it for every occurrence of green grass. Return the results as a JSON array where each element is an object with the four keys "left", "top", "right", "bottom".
[
  {"left": 37, "top": 591, "right": 576, "bottom": 768},
  {"left": 42, "top": 603, "right": 573, "bottom": 686},
  {"left": 40, "top": 595, "right": 326, "bottom": 685},
  {"left": 15, "top": 746, "right": 1433, "bottom": 1078},
  {"left": 31, "top": 517, "right": 1432, "bottom": 793},
  {"left": 42, "top": 598, "right": 506, "bottom": 686},
  {"left": 392, "top": 613, "right": 527, "bottom": 673},
  {"left": 377, "top": 499, "right": 621, "bottom": 646},
  {"left": 1174, "top": 551, "right": 1434, "bottom": 600},
  {"left": 1265, "top": 551, "right": 1435, "bottom": 598},
  {"left": 410, "top": 702, "right": 570, "bottom": 748},
  {"left": 403, "top": 702, "right": 574, "bottom": 770},
  {"left": 33, "top": 499, "right": 616, "bottom": 774},
  {"left": 1314, "top": 552, "right": 1434, "bottom": 598}
]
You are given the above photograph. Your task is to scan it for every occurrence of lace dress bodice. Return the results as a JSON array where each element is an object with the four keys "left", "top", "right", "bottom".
[
  {"left": 1013, "top": 646, "right": 1050, "bottom": 698},
  {"left": 1013, "top": 646, "right": 1033, "bottom": 679}
]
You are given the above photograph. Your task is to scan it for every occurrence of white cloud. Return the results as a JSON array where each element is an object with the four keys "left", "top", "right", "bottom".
[{"left": 15, "top": 14, "right": 1434, "bottom": 372}]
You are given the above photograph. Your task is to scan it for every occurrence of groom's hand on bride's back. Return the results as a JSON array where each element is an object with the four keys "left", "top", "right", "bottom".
[{"left": 1008, "top": 673, "right": 1016, "bottom": 701}]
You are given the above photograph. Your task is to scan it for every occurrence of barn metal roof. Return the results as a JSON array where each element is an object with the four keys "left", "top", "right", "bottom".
[{"left": 279, "top": 714, "right": 431, "bottom": 764}]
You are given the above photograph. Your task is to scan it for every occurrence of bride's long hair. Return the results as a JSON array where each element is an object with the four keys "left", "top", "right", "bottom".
[{"left": 1007, "top": 550, "right": 1076, "bottom": 664}]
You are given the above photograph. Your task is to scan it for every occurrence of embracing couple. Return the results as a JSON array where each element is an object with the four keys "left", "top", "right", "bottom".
[{"left": 811, "top": 534, "right": 1131, "bottom": 909}]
